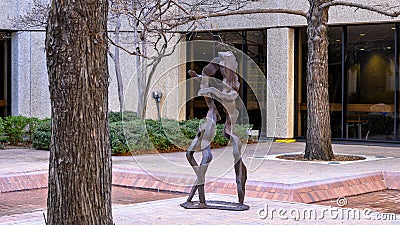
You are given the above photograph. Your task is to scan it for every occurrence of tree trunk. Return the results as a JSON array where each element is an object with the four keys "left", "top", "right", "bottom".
[
  {"left": 45, "top": 0, "right": 113, "bottom": 224},
  {"left": 140, "top": 33, "right": 148, "bottom": 120},
  {"left": 114, "top": 15, "right": 125, "bottom": 113},
  {"left": 133, "top": 19, "right": 146, "bottom": 119},
  {"left": 304, "top": 0, "right": 334, "bottom": 160}
]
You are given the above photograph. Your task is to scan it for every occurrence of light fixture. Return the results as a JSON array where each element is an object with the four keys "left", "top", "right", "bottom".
[
  {"left": 2, "top": 33, "right": 11, "bottom": 39},
  {"left": 335, "top": 39, "right": 341, "bottom": 42},
  {"left": 386, "top": 46, "right": 392, "bottom": 50},
  {"left": 152, "top": 91, "right": 162, "bottom": 120},
  {"left": 360, "top": 48, "right": 365, "bottom": 51},
  {"left": 359, "top": 33, "right": 366, "bottom": 37},
  {"left": 152, "top": 91, "right": 162, "bottom": 102},
  {"left": 392, "top": 27, "right": 396, "bottom": 30}
]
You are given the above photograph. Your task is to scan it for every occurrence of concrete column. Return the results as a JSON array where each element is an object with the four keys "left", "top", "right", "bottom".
[
  {"left": 266, "top": 28, "right": 295, "bottom": 138},
  {"left": 30, "top": 31, "right": 50, "bottom": 118},
  {"left": 12, "top": 32, "right": 31, "bottom": 116},
  {"left": 12, "top": 31, "right": 50, "bottom": 118}
]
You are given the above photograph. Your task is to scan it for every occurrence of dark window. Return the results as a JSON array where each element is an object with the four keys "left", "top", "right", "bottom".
[
  {"left": 0, "top": 32, "right": 10, "bottom": 117},
  {"left": 296, "top": 23, "right": 400, "bottom": 142},
  {"left": 346, "top": 24, "right": 396, "bottom": 141}
]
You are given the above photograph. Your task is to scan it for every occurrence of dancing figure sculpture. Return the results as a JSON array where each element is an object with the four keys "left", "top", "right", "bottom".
[{"left": 180, "top": 51, "right": 249, "bottom": 211}]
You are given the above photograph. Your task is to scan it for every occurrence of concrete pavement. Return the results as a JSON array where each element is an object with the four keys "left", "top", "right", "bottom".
[
  {"left": 2, "top": 141, "right": 400, "bottom": 184},
  {"left": 1, "top": 141, "right": 400, "bottom": 224}
]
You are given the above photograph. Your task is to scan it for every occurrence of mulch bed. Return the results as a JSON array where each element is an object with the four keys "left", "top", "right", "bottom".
[{"left": 113, "top": 140, "right": 257, "bottom": 156}]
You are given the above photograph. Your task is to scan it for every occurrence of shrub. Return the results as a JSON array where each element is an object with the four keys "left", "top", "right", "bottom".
[
  {"left": 214, "top": 123, "right": 230, "bottom": 146},
  {"left": 235, "top": 123, "right": 251, "bottom": 143},
  {"left": 32, "top": 119, "right": 51, "bottom": 150},
  {"left": 178, "top": 118, "right": 202, "bottom": 140},
  {"left": 0, "top": 117, "right": 5, "bottom": 143},
  {"left": 108, "top": 111, "right": 121, "bottom": 123},
  {"left": 110, "top": 118, "right": 200, "bottom": 155},
  {"left": 161, "top": 119, "right": 194, "bottom": 150},
  {"left": 144, "top": 119, "right": 249, "bottom": 153},
  {"left": 109, "top": 111, "right": 138, "bottom": 123},
  {"left": 2, "top": 115, "right": 30, "bottom": 145},
  {"left": 109, "top": 122, "right": 129, "bottom": 154},
  {"left": 109, "top": 120, "right": 154, "bottom": 155},
  {"left": 26, "top": 117, "right": 41, "bottom": 143},
  {"left": 31, "top": 115, "right": 250, "bottom": 154},
  {"left": 145, "top": 119, "right": 174, "bottom": 151}
]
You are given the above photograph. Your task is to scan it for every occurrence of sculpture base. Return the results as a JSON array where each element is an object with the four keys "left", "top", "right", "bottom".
[{"left": 180, "top": 201, "right": 250, "bottom": 211}]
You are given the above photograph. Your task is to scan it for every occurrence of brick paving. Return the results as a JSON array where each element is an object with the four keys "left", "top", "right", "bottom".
[
  {"left": 2, "top": 187, "right": 399, "bottom": 221},
  {"left": 0, "top": 189, "right": 46, "bottom": 217},
  {"left": 111, "top": 168, "right": 399, "bottom": 203},
  {"left": 2, "top": 194, "right": 399, "bottom": 225},
  {"left": 0, "top": 186, "right": 185, "bottom": 217},
  {"left": 317, "top": 189, "right": 400, "bottom": 215}
]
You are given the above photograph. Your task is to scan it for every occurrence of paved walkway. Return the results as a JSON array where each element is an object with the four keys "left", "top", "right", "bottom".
[
  {"left": 1, "top": 141, "right": 400, "bottom": 224},
  {"left": 2, "top": 142, "right": 400, "bottom": 184},
  {"left": 1, "top": 194, "right": 399, "bottom": 225},
  {"left": 0, "top": 186, "right": 185, "bottom": 217}
]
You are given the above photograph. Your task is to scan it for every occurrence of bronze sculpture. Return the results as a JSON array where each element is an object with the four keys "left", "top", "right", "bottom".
[{"left": 180, "top": 51, "right": 249, "bottom": 211}]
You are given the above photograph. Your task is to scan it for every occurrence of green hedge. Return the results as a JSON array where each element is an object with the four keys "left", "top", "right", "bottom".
[
  {"left": 29, "top": 112, "right": 250, "bottom": 155},
  {"left": 109, "top": 120, "right": 154, "bottom": 155},
  {"left": 32, "top": 119, "right": 51, "bottom": 150},
  {"left": 108, "top": 111, "right": 138, "bottom": 123},
  {"left": 109, "top": 117, "right": 249, "bottom": 155},
  {"left": 0, "top": 117, "right": 5, "bottom": 143},
  {"left": 0, "top": 115, "right": 42, "bottom": 145}
]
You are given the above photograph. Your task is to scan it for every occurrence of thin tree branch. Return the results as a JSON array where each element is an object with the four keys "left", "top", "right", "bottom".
[
  {"left": 11, "top": 0, "right": 49, "bottom": 29},
  {"left": 108, "top": 50, "right": 115, "bottom": 61},
  {"left": 167, "top": 8, "right": 307, "bottom": 27},
  {"left": 170, "top": 0, "right": 190, "bottom": 15},
  {"left": 107, "top": 35, "right": 148, "bottom": 58},
  {"left": 320, "top": 1, "right": 400, "bottom": 17}
]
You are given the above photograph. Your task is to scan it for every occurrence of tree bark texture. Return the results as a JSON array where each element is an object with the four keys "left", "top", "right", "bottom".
[
  {"left": 305, "top": 0, "right": 334, "bottom": 160},
  {"left": 45, "top": 0, "right": 113, "bottom": 224}
]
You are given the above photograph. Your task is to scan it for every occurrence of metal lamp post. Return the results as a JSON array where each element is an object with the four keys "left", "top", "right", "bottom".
[{"left": 152, "top": 91, "right": 162, "bottom": 120}]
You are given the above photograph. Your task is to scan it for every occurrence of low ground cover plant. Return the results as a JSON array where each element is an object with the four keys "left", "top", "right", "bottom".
[
  {"left": 108, "top": 112, "right": 249, "bottom": 155},
  {"left": 3, "top": 112, "right": 251, "bottom": 155},
  {"left": 32, "top": 119, "right": 51, "bottom": 150},
  {"left": 0, "top": 115, "right": 42, "bottom": 146}
]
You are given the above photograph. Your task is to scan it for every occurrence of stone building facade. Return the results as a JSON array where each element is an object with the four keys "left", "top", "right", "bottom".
[{"left": 1, "top": 0, "right": 400, "bottom": 141}]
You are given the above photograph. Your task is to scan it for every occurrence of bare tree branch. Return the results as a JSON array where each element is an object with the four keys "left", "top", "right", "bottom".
[
  {"left": 170, "top": 0, "right": 190, "bottom": 15},
  {"left": 320, "top": 1, "right": 400, "bottom": 17},
  {"left": 107, "top": 35, "right": 148, "bottom": 58},
  {"left": 167, "top": 8, "right": 307, "bottom": 27},
  {"left": 11, "top": 0, "right": 49, "bottom": 29}
]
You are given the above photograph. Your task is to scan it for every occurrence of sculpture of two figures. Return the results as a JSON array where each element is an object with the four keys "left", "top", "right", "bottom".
[{"left": 180, "top": 51, "right": 249, "bottom": 211}]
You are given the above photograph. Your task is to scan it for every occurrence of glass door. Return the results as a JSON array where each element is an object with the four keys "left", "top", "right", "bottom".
[{"left": 346, "top": 24, "right": 396, "bottom": 141}]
